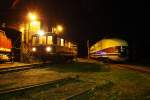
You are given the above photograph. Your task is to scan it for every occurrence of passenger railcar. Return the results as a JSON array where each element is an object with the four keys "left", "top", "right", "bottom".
[
  {"left": 30, "top": 32, "right": 77, "bottom": 62},
  {"left": 0, "top": 30, "right": 12, "bottom": 63},
  {"left": 90, "top": 38, "right": 128, "bottom": 62}
]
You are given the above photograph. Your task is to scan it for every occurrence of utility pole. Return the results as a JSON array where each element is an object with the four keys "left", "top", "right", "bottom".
[
  {"left": 20, "top": 26, "right": 24, "bottom": 62},
  {"left": 87, "top": 40, "right": 90, "bottom": 60}
]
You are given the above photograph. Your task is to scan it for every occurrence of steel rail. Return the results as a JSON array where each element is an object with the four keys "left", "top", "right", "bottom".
[
  {"left": 0, "top": 63, "right": 51, "bottom": 74},
  {"left": 116, "top": 64, "right": 150, "bottom": 74},
  {"left": 0, "top": 77, "right": 77, "bottom": 95}
]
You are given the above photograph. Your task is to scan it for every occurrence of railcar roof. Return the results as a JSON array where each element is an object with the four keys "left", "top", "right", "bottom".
[{"left": 90, "top": 38, "right": 128, "bottom": 50}]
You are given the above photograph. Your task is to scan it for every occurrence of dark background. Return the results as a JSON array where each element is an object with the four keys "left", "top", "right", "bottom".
[{"left": 0, "top": 0, "right": 150, "bottom": 62}]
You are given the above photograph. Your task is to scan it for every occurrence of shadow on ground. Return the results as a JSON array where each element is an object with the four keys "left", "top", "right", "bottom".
[{"left": 47, "top": 62, "right": 111, "bottom": 73}]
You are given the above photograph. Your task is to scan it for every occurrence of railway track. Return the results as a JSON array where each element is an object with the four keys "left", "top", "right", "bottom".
[
  {"left": 87, "top": 58, "right": 150, "bottom": 74},
  {"left": 65, "top": 80, "right": 113, "bottom": 100},
  {"left": 0, "top": 63, "right": 51, "bottom": 74},
  {"left": 0, "top": 76, "right": 113, "bottom": 100},
  {"left": 88, "top": 58, "right": 150, "bottom": 74},
  {"left": 112, "top": 64, "right": 150, "bottom": 74},
  {"left": 0, "top": 77, "right": 79, "bottom": 95}
]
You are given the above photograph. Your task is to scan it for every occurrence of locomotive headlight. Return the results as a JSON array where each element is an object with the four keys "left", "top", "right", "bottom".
[
  {"left": 32, "top": 47, "right": 36, "bottom": 52},
  {"left": 46, "top": 47, "right": 52, "bottom": 52}
]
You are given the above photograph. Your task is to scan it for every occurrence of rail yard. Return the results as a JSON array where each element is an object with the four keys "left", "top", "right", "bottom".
[
  {"left": 0, "top": 59, "right": 150, "bottom": 99},
  {"left": 1, "top": 0, "right": 150, "bottom": 99}
]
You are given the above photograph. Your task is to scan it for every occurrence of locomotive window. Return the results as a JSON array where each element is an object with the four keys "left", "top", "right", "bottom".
[
  {"left": 60, "top": 38, "right": 64, "bottom": 46},
  {"left": 47, "top": 36, "right": 53, "bottom": 45}
]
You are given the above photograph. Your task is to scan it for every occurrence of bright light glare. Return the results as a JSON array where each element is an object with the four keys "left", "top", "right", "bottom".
[
  {"left": 32, "top": 47, "right": 36, "bottom": 52},
  {"left": 28, "top": 12, "right": 37, "bottom": 21},
  {"left": 57, "top": 25, "right": 63, "bottom": 32},
  {"left": 31, "top": 21, "right": 39, "bottom": 26},
  {"left": 46, "top": 47, "right": 52, "bottom": 52},
  {"left": 38, "top": 30, "right": 45, "bottom": 36}
]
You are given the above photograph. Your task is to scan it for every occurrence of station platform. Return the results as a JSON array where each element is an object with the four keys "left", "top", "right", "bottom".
[{"left": 0, "top": 62, "right": 41, "bottom": 70}]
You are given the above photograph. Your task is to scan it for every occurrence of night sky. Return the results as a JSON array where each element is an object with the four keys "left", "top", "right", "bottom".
[{"left": 0, "top": 0, "right": 150, "bottom": 61}]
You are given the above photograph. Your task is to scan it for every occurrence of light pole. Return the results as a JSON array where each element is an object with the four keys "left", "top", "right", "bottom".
[
  {"left": 87, "top": 40, "right": 90, "bottom": 60},
  {"left": 56, "top": 25, "right": 63, "bottom": 33},
  {"left": 52, "top": 25, "right": 63, "bottom": 35},
  {"left": 20, "top": 12, "right": 39, "bottom": 62},
  {"left": 20, "top": 25, "right": 24, "bottom": 62},
  {"left": 27, "top": 12, "right": 37, "bottom": 43}
]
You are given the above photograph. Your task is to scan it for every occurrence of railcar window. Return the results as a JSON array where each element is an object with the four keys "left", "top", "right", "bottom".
[
  {"left": 32, "top": 36, "right": 38, "bottom": 45},
  {"left": 60, "top": 38, "right": 64, "bottom": 46},
  {"left": 42, "top": 36, "right": 46, "bottom": 44},
  {"left": 120, "top": 46, "right": 124, "bottom": 52},
  {"left": 47, "top": 36, "right": 53, "bottom": 45},
  {"left": 114, "top": 47, "right": 119, "bottom": 53},
  {"left": 39, "top": 36, "right": 42, "bottom": 44},
  {"left": 65, "top": 40, "right": 68, "bottom": 47},
  {"left": 68, "top": 42, "right": 71, "bottom": 48},
  {"left": 70, "top": 43, "right": 74, "bottom": 49},
  {"left": 39, "top": 36, "right": 46, "bottom": 44},
  {"left": 57, "top": 37, "right": 61, "bottom": 46}
]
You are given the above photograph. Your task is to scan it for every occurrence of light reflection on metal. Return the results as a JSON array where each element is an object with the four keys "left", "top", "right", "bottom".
[{"left": 96, "top": 51, "right": 106, "bottom": 55}]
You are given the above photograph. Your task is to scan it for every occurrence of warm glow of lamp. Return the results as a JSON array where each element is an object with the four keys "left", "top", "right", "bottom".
[
  {"left": 31, "top": 21, "right": 39, "bottom": 26},
  {"left": 56, "top": 25, "right": 63, "bottom": 32},
  {"left": 28, "top": 12, "right": 37, "bottom": 21}
]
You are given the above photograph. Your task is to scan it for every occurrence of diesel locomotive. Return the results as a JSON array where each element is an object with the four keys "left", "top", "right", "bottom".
[{"left": 0, "top": 30, "right": 12, "bottom": 63}]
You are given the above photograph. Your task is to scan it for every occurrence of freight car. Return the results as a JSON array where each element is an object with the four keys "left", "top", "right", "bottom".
[
  {"left": 0, "top": 30, "right": 12, "bottom": 63},
  {"left": 90, "top": 38, "right": 128, "bottom": 62},
  {"left": 30, "top": 32, "right": 77, "bottom": 62}
]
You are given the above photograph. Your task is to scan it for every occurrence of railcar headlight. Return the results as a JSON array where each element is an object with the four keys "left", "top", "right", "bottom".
[
  {"left": 32, "top": 47, "right": 36, "bottom": 52},
  {"left": 46, "top": 46, "right": 52, "bottom": 52}
]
